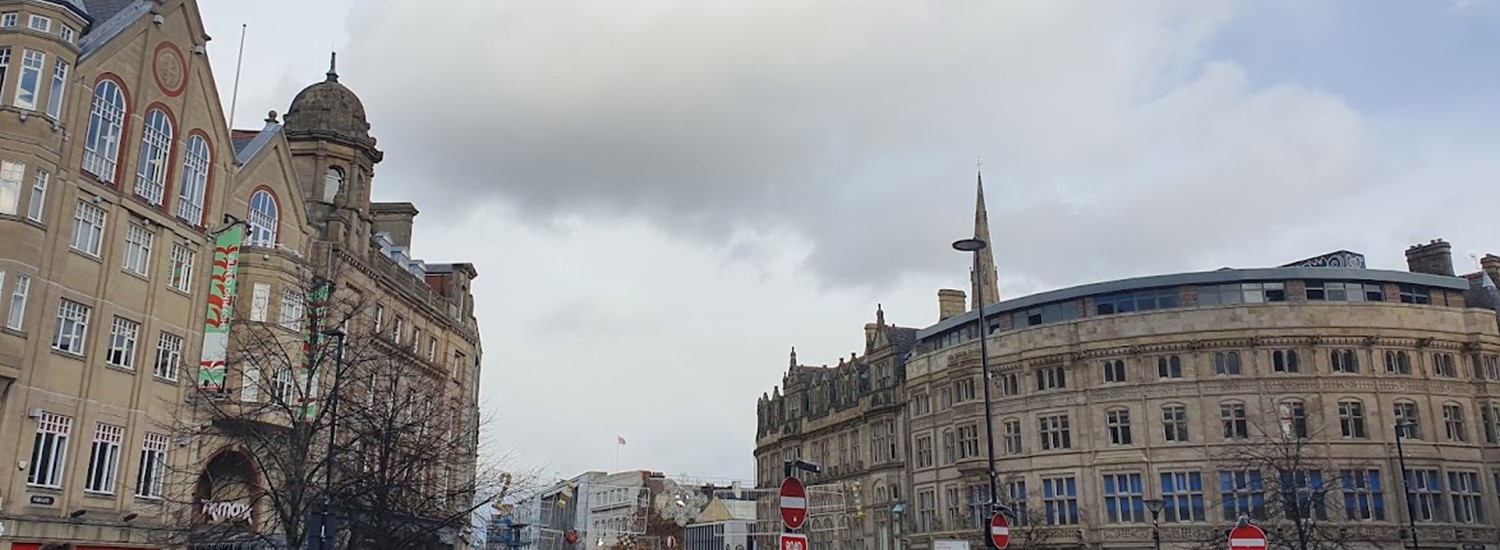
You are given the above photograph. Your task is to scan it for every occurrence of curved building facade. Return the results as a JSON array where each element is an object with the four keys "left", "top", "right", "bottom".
[{"left": 756, "top": 235, "right": 1500, "bottom": 549}]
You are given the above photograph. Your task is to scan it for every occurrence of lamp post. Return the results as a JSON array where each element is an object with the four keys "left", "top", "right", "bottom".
[
  {"left": 951, "top": 238, "right": 1003, "bottom": 529},
  {"left": 1394, "top": 419, "right": 1419, "bottom": 550},
  {"left": 318, "top": 325, "right": 348, "bottom": 550},
  {"left": 1143, "top": 497, "right": 1164, "bottom": 550}
]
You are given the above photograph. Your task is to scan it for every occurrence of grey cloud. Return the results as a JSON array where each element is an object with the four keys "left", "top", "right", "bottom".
[{"left": 332, "top": 0, "right": 1448, "bottom": 292}]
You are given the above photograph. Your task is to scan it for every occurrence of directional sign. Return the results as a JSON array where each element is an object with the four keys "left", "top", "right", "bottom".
[
  {"left": 779, "top": 477, "right": 808, "bottom": 530},
  {"left": 989, "top": 512, "right": 1010, "bottom": 549},
  {"left": 780, "top": 533, "right": 808, "bottom": 550},
  {"left": 1228, "top": 524, "right": 1267, "bottom": 550}
]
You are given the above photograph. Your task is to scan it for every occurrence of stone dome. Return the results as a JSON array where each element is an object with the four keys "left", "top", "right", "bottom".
[{"left": 283, "top": 54, "right": 374, "bottom": 145}]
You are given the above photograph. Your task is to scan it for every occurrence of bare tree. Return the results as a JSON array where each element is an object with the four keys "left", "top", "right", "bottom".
[
  {"left": 1188, "top": 399, "right": 1383, "bottom": 550},
  {"left": 164, "top": 270, "right": 522, "bottom": 550}
]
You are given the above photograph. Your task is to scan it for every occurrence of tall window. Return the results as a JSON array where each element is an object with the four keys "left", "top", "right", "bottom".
[
  {"left": 27, "top": 167, "right": 48, "bottom": 221},
  {"left": 14, "top": 49, "right": 44, "bottom": 109},
  {"left": 1000, "top": 373, "right": 1019, "bottom": 396},
  {"left": 1162, "top": 404, "right": 1189, "bottom": 442},
  {"left": 954, "top": 377, "right": 976, "bottom": 402},
  {"left": 1339, "top": 469, "right": 1385, "bottom": 521},
  {"left": 1272, "top": 349, "right": 1300, "bottom": 373},
  {"left": 1221, "top": 402, "right": 1249, "bottom": 439},
  {"left": 123, "top": 223, "right": 153, "bottom": 275},
  {"left": 27, "top": 412, "right": 71, "bottom": 488},
  {"left": 1042, "top": 477, "right": 1079, "bottom": 525},
  {"left": 168, "top": 244, "right": 195, "bottom": 292},
  {"left": 1102, "top": 473, "right": 1145, "bottom": 523},
  {"left": 279, "top": 288, "right": 305, "bottom": 330},
  {"left": 270, "top": 367, "right": 295, "bottom": 402},
  {"left": 154, "top": 332, "right": 182, "bottom": 380},
  {"left": 46, "top": 59, "right": 67, "bottom": 118},
  {"left": 1330, "top": 349, "right": 1359, "bottom": 373},
  {"left": 324, "top": 166, "right": 343, "bottom": 201},
  {"left": 914, "top": 435, "right": 933, "bottom": 468},
  {"left": 1278, "top": 400, "right": 1308, "bottom": 439},
  {"left": 247, "top": 190, "right": 278, "bottom": 246},
  {"left": 1432, "top": 353, "right": 1458, "bottom": 378},
  {"left": 177, "top": 135, "right": 210, "bottom": 223},
  {"left": 83, "top": 80, "right": 128, "bottom": 182},
  {"left": 1157, "top": 355, "right": 1182, "bottom": 378},
  {"left": 1002, "top": 419, "right": 1022, "bottom": 455},
  {"left": 0, "top": 47, "right": 9, "bottom": 96},
  {"left": 71, "top": 200, "right": 106, "bottom": 256},
  {"left": 957, "top": 424, "right": 980, "bottom": 459},
  {"left": 134, "top": 109, "right": 173, "bottom": 204},
  {"left": 1102, "top": 359, "right": 1126, "bottom": 383},
  {"left": 1385, "top": 350, "right": 1412, "bottom": 374},
  {"left": 1443, "top": 404, "right": 1468, "bottom": 442},
  {"left": 1161, "top": 471, "right": 1206, "bottom": 522},
  {"left": 1483, "top": 405, "right": 1500, "bottom": 445},
  {"left": 85, "top": 423, "right": 124, "bottom": 493},
  {"left": 1004, "top": 480, "right": 1029, "bottom": 526},
  {"left": 941, "top": 429, "right": 955, "bottom": 464},
  {"left": 106, "top": 317, "right": 139, "bottom": 369},
  {"left": 1280, "top": 470, "right": 1327, "bottom": 519},
  {"left": 0, "top": 159, "right": 23, "bottom": 215},
  {"left": 1404, "top": 469, "right": 1444, "bottom": 522},
  {"left": 7, "top": 273, "right": 30, "bottom": 330},
  {"left": 1448, "top": 471, "right": 1484, "bottom": 524},
  {"left": 1395, "top": 402, "right": 1421, "bottom": 439},
  {"left": 1482, "top": 355, "right": 1500, "bottom": 380},
  {"left": 136, "top": 433, "right": 168, "bottom": 498},
  {"left": 1106, "top": 409, "right": 1132, "bottom": 445},
  {"left": 1214, "top": 351, "right": 1242, "bottom": 375},
  {"left": 1220, "top": 470, "right": 1265, "bottom": 520},
  {"left": 1039, "top": 414, "right": 1071, "bottom": 450},
  {"left": 1338, "top": 400, "right": 1367, "bottom": 439},
  {"left": 52, "top": 298, "right": 90, "bottom": 354}
]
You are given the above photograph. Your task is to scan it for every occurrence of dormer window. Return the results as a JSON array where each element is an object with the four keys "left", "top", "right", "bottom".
[{"left": 323, "top": 166, "right": 343, "bottom": 201}]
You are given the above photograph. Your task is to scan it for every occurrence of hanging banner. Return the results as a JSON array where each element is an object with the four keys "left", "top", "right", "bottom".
[
  {"left": 197, "top": 225, "right": 244, "bottom": 394},
  {"left": 297, "top": 279, "right": 333, "bottom": 420}
]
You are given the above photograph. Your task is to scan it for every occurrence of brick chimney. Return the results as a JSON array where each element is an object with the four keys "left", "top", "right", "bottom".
[
  {"left": 1405, "top": 239, "right": 1455, "bottom": 276},
  {"left": 938, "top": 289, "right": 967, "bottom": 321}
]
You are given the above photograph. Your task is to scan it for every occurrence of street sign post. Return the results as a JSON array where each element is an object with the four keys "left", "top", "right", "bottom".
[
  {"left": 780, "top": 533, "right": 808, "bottom": 550},
  {"left": 779, "top": 476, "right": 808, "bottom": 530},
  {"left": 988, "top": 512, "right": 1010, "bottom": 550},
  {"left": 1228, "top": 524, "right": 1267, "bottom": 550}
]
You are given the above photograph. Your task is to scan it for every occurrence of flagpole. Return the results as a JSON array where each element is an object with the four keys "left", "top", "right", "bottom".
[{"left": 615, "top": 438, "right": 621, "bottom": 472}]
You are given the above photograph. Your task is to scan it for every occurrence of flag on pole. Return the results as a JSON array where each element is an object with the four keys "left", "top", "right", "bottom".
[{"left": 618, "top": 436, "right": 627, "bottom": 446}]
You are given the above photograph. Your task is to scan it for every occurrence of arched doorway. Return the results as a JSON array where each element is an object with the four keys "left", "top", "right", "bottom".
[{"left": 188, "top": 449, "right": 266, "bottom": 549}]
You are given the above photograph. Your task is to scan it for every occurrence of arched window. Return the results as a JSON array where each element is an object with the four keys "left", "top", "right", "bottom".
[
  {"left": 1386, "top": 350, "right": 1412, "bottom": 375},
  {"left": 247, "top": 190, "right": 279, "bottom": 247},
  {"left": 1105, "top": 408, "right": 1133, "bottom": 445},
  {"left": 135, "top": 108, "right": 174, "bottom": 205},
  {"left": 1277, "top": 399, "right": 1308, "bottom": 439},
  {"left": 83, "top": 80, "right": 127, "bottom": 182},
  {"left": 1394, "top": 400, "right": 1421, "bottom": 439},
  {"left": 323, "top": 166, "right": 343, "bottom": 202},
  {"left": 1336, "top": 399, "right": 1367, "bottom": 438},
  {"left": 1220, "top": 401, "right": 1249, "bottom": 439},
  {"left": 178, "top": 135, "right": 210, "bottom": 224}
]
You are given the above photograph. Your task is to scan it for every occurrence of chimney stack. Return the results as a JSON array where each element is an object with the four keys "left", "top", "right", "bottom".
[
  {"left": 1480, "top": 254, "right": 1500, "bottom": 286},
  {"left": 938, "top": 289, "right": 967, "bottom": 321},
  {"left": 1405, "top": 239, "right": 1455, "bottom": 276}
]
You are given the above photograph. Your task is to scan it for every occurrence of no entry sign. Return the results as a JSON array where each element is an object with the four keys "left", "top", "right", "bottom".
[
  {"left": 779, "top": 477, "right": 808, "bottom": 530},
  {"left": 989, "top": 512, "right": 1010, "bottom": 549},
  {"left": 780, "top": 533, "right": 808, "bottom": 550},
  {"left": 1229, "top": 524, "right": 1267, "bottom": 550}
]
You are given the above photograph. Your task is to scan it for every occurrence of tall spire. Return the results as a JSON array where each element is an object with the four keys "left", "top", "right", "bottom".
[{"left": 971, "top": 161, "right": 999, "bottom": 310}]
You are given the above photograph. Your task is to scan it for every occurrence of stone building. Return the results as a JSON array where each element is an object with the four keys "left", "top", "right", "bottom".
[
  {"left": 753, "top": 306, "right": 919, "bottom": 550},
  {"left": 755, "top": 179, "right": 1500, "bottom": 550},
  {"left": 0, "top": 1, "right": 483, "bottom": 549}
]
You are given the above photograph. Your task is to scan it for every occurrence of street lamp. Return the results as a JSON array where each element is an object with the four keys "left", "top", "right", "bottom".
[
  {"left": 1143, "top": 498, "right": 1165, "bottom": 550},
  {"left": 951, "top": 238, "right": 1003, "bottom": 533},
  {"left": 1394, "top": 419, "right": 1419, "bottom": 550},
  {"left": 318, "top": 324, "right": 348, "bottom": 550}
]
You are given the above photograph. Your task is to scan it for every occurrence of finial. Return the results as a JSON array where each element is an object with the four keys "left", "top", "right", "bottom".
[
  {"left": 326, "top": 52, "right": 339, "bottom": 82},
  {"left": 789, "top": 346, "right": 797, "bottom": 367},
  {"left": 876, "top": 303, "right": 885, "bottom": 325},
  {"left": 265, "top": 110, "right": 278, "bottom": 123},
  {"left": 976, "top": 155, "right": 983, "bottom": 172}
]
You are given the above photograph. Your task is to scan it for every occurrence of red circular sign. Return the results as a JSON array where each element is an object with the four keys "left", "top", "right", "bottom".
[
  {"left": 778, "top": 477, "right": 807, "bottom": 530},
  {"left": 1229, "top": 524, "right": 1268, "bottom": 550},
  {"left": 989, "top": 512, "right": 1010, "bottom": 549}
]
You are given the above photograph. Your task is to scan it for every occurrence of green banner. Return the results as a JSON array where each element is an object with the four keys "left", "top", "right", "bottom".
[
  {"left": 197, "top": 225, "right": 244, "bottom": 394},
  {"left": 297, "top": 279, "right": 333, "bottom": 420}
]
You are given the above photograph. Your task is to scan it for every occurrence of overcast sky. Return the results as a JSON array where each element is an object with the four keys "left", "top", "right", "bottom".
[{"left": 197, "top": 0, "right": 1500, "bottom": 484}]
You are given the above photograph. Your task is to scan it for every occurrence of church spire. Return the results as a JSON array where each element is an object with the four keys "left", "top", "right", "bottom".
[{"left": 971, "top": 162, "right": 999, "bottom": 310}]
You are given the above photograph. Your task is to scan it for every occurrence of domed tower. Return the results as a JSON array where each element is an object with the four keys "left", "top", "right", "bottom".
[{"left": 283, "top": 53, "right": 384, "bottom": 256}]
